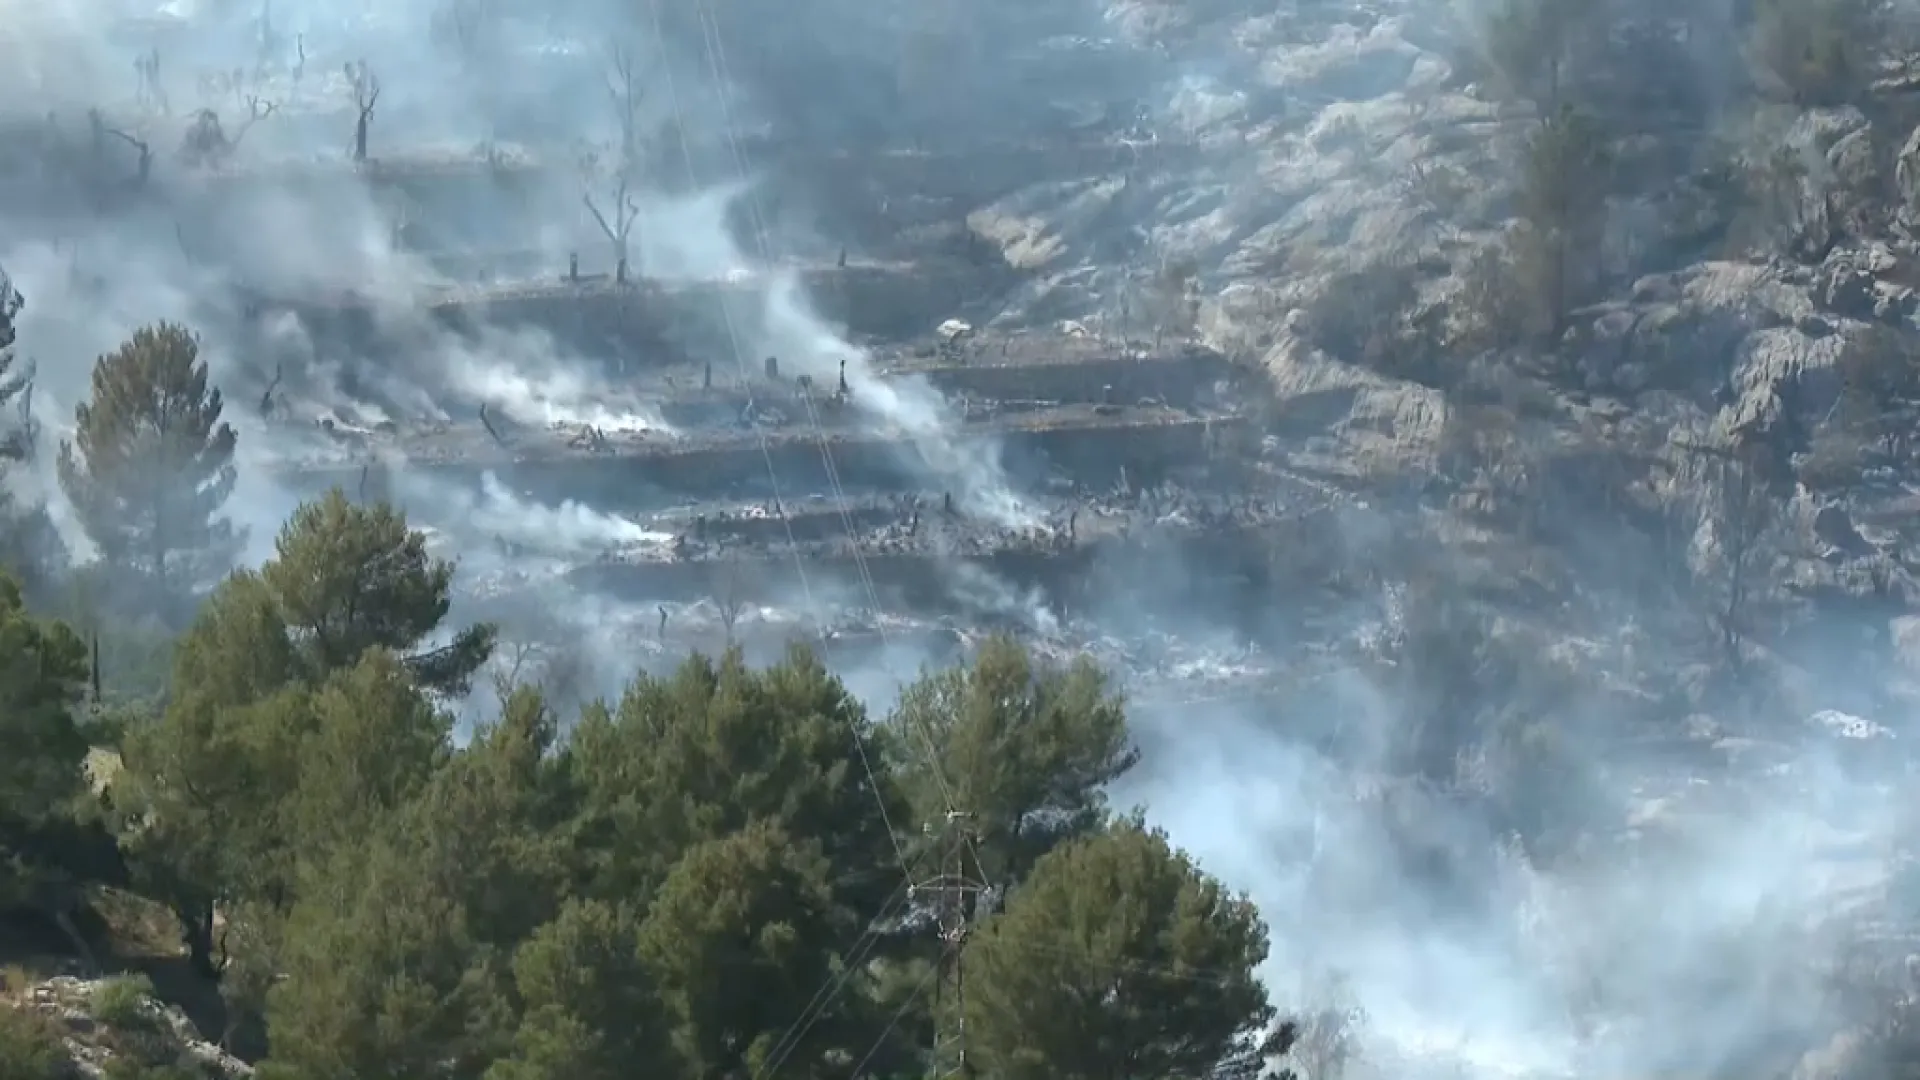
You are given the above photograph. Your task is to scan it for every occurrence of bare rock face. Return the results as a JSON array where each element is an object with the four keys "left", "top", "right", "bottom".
[
  {"left": 947, "top": 0, "right": 1918, "bottom": 557},
  {"left": 1255, "top": 316, "right": 1448, "bottom": 481},
  {"left": 963, "top": 3, "right": 1507, "bottom": 341}
]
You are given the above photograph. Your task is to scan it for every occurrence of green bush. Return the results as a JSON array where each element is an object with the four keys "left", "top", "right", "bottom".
[
  {"left": 89, "top": 974, "right": 155, "bottom": 1032},
  {"left": 0, "top": 1004, "right": 71, "bottom": 1080}
]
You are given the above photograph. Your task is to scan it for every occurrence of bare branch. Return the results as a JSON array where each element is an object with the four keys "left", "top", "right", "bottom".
[
  {"left": 606, "top": 43, "right": 635, "bottom": 108},
  {"left": 229, "top": 94, "right": 276, "bottom": 150},
  {"left": 580, "top": 152, "right": 641, "bottom": 281},
  {"left": 582, "top": 192, "right": 620, "bottom": 243},
  {"left": 259, "top": 361, "right": 283, "bottom": 416},
  {"left": 103, "top": 126, "right": 154, "bottom": 188},
  {"left": 347, "top": 61, "right": 380, "bottom": 161},
  {"left": 711, "top": 557, "right": 752, "bottom": 644},
  {"left": 478, "top": 403, "right": 504, "bottom": 445},
  {"left": 352, "top": 65, "right": 381, "bottom": 112}
]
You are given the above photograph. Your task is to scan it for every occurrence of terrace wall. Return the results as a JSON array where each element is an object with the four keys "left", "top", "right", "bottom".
[{"left": 274, "top": 416, "right": 1242, "bottom": 506}]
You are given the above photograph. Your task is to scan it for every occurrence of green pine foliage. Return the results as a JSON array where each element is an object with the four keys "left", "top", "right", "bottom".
[
  {"left": 55, "top": 322, "right": 240, "bottom": 610},
  {"left": 0, "top": 329, "right": 1277, "bottom": 1080},
  {"left": 965, "top": 819, "right": 1275, "bottom": 1080}
]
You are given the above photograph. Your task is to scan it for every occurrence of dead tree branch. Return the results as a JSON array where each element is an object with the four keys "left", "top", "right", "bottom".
[
  {"left": 606, "top": 43, "right": 640, "bottom": 168},
  {"left": 478, "top": 403, "right": 504, "bottom": 445},
  {"left": 711, "top": 557, "right": 753, "bottom": 644},
  {"left": 347, "top": 61, "right": 380, "bottom": 162},
  {"left": 174, "top": 221, "right": 196, "bottom": 265},
  {"left": 230, "top": 94, "right": 275, "bottom": 150},
  {"left": 582, "top": 175, "right": 640, "bottom": 284},
  {"left": 259, "top": 362, "right": 284, "bottom": 417},
  {"left": 103, "top": 127, "right": 153, "bottom": 189}
]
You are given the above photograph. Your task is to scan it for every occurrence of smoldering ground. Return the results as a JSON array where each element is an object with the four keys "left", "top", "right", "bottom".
[{"left": 0, "top": 0, "right": 1915, "bottom": 1079}]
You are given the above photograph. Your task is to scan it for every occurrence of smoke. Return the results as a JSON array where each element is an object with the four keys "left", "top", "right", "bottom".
[
  {"left": 419, "top": 470, "right": 673, "bottom": 559},
  {"left": 431, "top": 326, "right": 674, "bottom": 433},
  {"left": 757, "top": 276, "right": 1039, "bottom": 528},
  {"left": 0, "top": 1, "right": 1912, "bottom": 1079},
  {"left": 1115, "top": 622, "right": 1905, "bottom": 1080}
]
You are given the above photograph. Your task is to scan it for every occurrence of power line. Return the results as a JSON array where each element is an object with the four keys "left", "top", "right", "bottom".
[
  {"left": 637, "top": 0, "right": 927, "bottom": 882},
  {"left": 661, "top": 3, "right": 1014, "bottom": 1075},
  {"left": 680, "top": 0, "right": 981, "bottom": 829},
  {"left": 848, "top": 958, "right": 942, "bottom": 1078},
  {"left": 638, "top": 0, "right": 814, "bottom": 632},
  {"left": 631, "top": 5, "right": 929, "bottom": 1068},
  {"left": 755, "top": 875, "right": 917, "bottom": 1078},
  {"left": 638, "top": 3, "right": 991, "bottom": 1076}
]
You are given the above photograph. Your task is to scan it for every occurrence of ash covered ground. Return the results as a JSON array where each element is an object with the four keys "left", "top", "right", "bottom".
[{"left": 6, "top": 0, "right": 1920, "bottom": 1077}]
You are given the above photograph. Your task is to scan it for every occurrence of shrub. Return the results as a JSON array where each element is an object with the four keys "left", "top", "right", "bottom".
[
  {"left": 0, "top": 1003, "right": 71, "bottom": 1080},
  {"left": 0, "top": 964, "right": 36, "bottom": 997},
  {"left": 89, "top": 974, "right": 155, "bottom": 1032}
]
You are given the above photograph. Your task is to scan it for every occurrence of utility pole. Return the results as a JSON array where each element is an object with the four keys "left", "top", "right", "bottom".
[{"left": 910, "top": 810, "right": 989, "bottom": 1079}]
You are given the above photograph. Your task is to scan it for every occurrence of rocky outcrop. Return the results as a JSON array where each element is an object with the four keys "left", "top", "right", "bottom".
[
  {"left": 4, "top": 973, "right": 249, "bottom": 1080},
  {"left": 947, "top": 0, "right": 1920, "bottom": 634}
]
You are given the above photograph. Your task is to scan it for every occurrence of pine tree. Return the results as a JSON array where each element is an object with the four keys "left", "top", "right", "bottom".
[
  {"left": 883, "top": 635, "right": 1139, "bottom": 886},
  {"left": 489, "top": 898, "right": 666, "bottom": 1080},
  {"left": 0, "top": 266, "right": 34, "bottom": 462},
  {"left": 0, "top": 570, "right": 107, "bottom": 922},
  {"left": 964, "top": 819, "right": 1274, "bottom": 1080},
  {"left": 1511, "top": 105, "right": 1612, "bottom": 340},
  {"left": 57, "top": 322, "right": 240, "bottom": 607},
  {"left": 637, "top": 822, "right": 841, "bottom": 1079},
  {"left": 0, "top": 267, "right": 59, "bottom": 585},
  {"left": 259, "top": 489, "right": 495, "bottom": 695}
]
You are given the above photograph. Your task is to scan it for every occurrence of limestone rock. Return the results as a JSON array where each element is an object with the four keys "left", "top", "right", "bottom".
[{"left": 10, "top": 974, "right": 251, "bottom": 1080}]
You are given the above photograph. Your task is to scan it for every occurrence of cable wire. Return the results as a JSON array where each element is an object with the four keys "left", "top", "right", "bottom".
[
  {"left": 656, "top": 2, "right": 1018, "bottom": 1070},
  {"left": 847, "top": 960, "right": 943, "bottom": 1078},
  {"left": 639, "top": 0, "right": 815, "bottom": 630},
  {"left": 632, "top": 2, "right": 953, "bottom": 1072},
  {"left": 755, "top": 875, "right": 918, "bottom": 1077},
  {"left": 638, "top": 0, "right": 925, "bottom": 880},
  {"left": 684, "top": 0, "right": 975, "bottom": 825}
]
